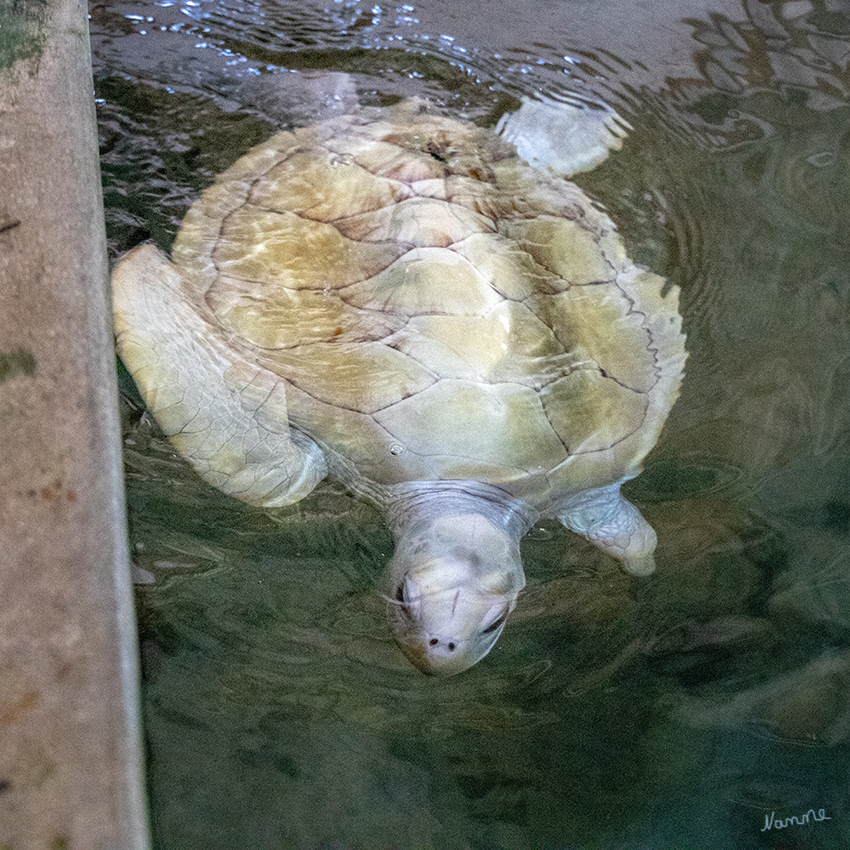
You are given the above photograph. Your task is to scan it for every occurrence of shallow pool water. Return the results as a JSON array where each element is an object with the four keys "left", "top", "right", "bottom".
[{"left": 92, "top": 0, "right": 850, "bottom": 846}]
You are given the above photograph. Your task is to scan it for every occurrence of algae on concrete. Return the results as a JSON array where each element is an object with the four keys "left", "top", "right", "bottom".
[{"left": 0, "top": 0, "right": 48, "bottom": 73}]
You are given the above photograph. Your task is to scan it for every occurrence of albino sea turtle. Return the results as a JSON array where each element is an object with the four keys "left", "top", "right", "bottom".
[{"left": 113, "top": 96, "right": 686, "bottom": 675}]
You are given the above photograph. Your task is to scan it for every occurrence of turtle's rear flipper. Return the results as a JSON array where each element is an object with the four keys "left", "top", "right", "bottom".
[{"left": 497, "top": 95, "right": 631, "bottom": 177}]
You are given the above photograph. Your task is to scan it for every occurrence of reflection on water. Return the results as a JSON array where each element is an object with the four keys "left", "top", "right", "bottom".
[{"left": 96, "top": 0, "right": 850, "bottom": 847}]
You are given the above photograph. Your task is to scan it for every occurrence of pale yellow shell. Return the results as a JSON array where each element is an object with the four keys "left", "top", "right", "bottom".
[{"left": 149, "top": 100, "right": 685, "bottom": 509}]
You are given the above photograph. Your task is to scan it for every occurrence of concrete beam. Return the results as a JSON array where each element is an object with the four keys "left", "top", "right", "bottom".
[{"left": 0, "top": 0, "right": 149, "bottom": 848}]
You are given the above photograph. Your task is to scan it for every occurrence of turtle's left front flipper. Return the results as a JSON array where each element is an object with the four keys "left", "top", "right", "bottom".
[{"left": 556, "top": 482, "right": 657, "bottom": 576}]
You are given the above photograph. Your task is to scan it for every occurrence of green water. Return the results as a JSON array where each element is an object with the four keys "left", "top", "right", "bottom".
[{"left": 95, "top": 0, "right": 850, "bottom": 847}]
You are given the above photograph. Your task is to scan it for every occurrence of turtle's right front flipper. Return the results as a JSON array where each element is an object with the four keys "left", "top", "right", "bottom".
[{"left": 112, "top": 244, "right": 327, "bottom": 507}]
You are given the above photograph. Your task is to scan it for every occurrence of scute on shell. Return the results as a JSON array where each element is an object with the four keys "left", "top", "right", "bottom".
[{"left": 153, "top": 99, "right": 686, "bottom": 504}]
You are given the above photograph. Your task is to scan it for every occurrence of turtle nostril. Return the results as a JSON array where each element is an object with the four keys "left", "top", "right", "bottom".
[{"left": 427, "top": 638, "right": 456, "bottom": 652}]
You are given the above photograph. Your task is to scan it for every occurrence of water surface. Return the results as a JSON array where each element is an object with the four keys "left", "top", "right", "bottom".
[{"left": 92, "top": 0, "right": 850, "bottom": 846}]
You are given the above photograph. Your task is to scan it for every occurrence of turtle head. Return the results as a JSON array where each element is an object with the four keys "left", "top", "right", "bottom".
[{"left": 385, "top": 512, "right": 526, "bottom": 675}]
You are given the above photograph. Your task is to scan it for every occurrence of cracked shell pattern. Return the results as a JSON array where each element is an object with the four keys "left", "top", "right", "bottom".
[{"left": 168, "top": 100, "right": 686, "bottom": 508}]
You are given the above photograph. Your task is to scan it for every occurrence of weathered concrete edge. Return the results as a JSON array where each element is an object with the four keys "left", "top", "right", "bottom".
[
  {"left": 0, "top": 0, "right": 150, "bottom": 847},
  {"left": 74, "top": 16, "right": 152, "bottom": 848}
]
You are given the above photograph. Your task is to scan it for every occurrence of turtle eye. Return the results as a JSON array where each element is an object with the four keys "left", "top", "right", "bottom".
[
  {"left": 481, "top": 607, "right": 509, "bottom": 635},
  {"left": 396, "top": 583, "right": 414, "bottom": 621}
]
